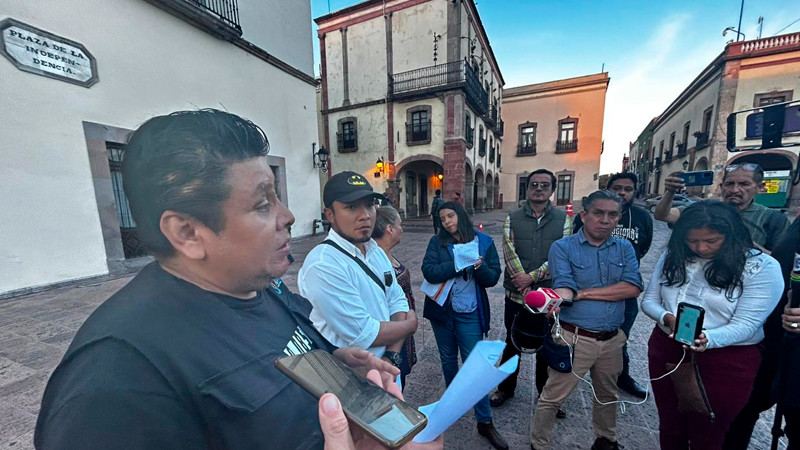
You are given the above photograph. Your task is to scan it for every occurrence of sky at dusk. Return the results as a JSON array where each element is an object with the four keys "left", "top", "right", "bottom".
[{"left": 310, "top": 0, "right": 800, "bottom": 174}]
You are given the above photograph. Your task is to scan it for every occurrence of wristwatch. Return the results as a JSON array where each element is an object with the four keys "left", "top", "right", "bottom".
[{"left": 382, "top": 351, "right": 402, "bottom": 367}]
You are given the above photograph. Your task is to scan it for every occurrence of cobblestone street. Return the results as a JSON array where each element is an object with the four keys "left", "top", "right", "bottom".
[{"left": 0, "top": 207, "right": 783, "bottom": 449}]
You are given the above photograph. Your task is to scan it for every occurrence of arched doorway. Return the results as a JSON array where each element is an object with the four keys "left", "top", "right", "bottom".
[
  {"left": 474, "top": 168, "right": 485, "bottom": 212},
  {"left": 494, "top": 177, "right": 500, "bottom": 208},
  {"left": 485, "top": 173, "right": 494, "bottom": 210},
  {"left": 395, "top": 157, "right": 444, "bottom": 218}
]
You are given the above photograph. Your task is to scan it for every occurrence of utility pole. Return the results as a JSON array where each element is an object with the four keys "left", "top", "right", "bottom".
[
  {"left": 737, "top": 0, "right": 745, "bottom": 41},
  {"left": 758, "top": 16, "right": 764, "bottom": 39}
]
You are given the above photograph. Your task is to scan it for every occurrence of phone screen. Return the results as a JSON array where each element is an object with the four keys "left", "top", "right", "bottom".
[
  {"left": 674, "top": 305, "right": 702, "bottom": 346},
  {"left": 677, "top": 170, "right": 714, "bottom": 186},
  {"left": 276, "top": 350, "right": 427, "bottom": 447}
]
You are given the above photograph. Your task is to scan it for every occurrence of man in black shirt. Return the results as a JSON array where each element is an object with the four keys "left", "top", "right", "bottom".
[
  {"left": 574, "top": 173, "right": 652, "bottom": 399},
  {"left": 34, "top": 110, "right": 433, "bottom": 449}
]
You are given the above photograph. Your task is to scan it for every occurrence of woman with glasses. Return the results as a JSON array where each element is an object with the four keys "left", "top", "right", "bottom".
[
  {"left": 371, "top": 206, "right": 417, "bottom": 389},
  {"left": 641, "top": 201, "right": 783, "bottom": 450},
  {"left": 421, "top": 201, "right": 507, "bottom": 450}
]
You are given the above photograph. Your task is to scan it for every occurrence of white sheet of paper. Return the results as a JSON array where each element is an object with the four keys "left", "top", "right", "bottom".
[
  {"left": 453, "top": 240, "right": 480, "bottom": 271},
  {"left": 412, "top": 340, "right": 518, "bottom": 443},
  {"left": 420, "top": 278, "right": 455, "bottom": 306}
]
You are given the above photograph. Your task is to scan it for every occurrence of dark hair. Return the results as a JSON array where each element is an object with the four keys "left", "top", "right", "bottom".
[
  {"left": 582, "top": 190, "right": 623, "bottom": 211},
  {"left": 372, "top": 206, "right": 401, "bottom": 240},
  {"left": 122, "top": 109, "right": 270, "bottom": 257},
  {"left": 526, "top": 169, "right": 556, "bottom": 188},
  {"left": 723, "top": 163, "right": 764, "bottom": 184},
  {"left": 435, "top": 189, "right": 441, "bottom": 196},
  {"left": 662, "top": 201, "right": 755, "bottom": 298},
  {"left": 436, "top": 201, "right": 475, "bottom": 245},
  {"left": 607, "top": 172, "right": 638, "bottom": 189}
]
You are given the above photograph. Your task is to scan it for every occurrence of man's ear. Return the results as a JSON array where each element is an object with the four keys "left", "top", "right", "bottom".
[
  {"left": 323, "top": 207, "right": 334, "bottom": 223},
  {"left": 159, "top": 210, "right": 208, "bottom": 260}
]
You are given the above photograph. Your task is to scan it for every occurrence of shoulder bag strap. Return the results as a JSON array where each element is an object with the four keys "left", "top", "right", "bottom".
[{"left": 321, "top": 240, "right": 385, "bottom": 293}]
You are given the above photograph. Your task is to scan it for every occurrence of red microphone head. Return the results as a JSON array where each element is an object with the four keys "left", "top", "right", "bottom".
[{"left": 524, "top": 290, "right": 547, "bottom": 309}]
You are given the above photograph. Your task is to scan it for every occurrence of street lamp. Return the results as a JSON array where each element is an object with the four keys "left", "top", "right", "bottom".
[
  {"left": 374, "top": 157, "right": 385, "bottom": 178},
  {"left": 682, "top": 160, "right": 689, "bottom": 171},
  {"left": 312, "top": 143, "right": 328, "bottom": 173},
  {"left": 723, "top": 26, "right": 746, "bottom": 42}
]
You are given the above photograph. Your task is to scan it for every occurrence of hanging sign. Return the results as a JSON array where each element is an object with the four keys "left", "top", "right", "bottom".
[{"left": 0, "top": 18, "right": 97, "bottom": 87}]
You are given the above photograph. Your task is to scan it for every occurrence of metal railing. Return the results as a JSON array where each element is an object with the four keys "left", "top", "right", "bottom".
[
  {"left": 185, "top": 0, "right": 241, "bottom": 30},
  {"left": 695, "top": 133, "right": 709, "bottom": 148},
  {"left": 494, "top": 119, "right": 504, "bottom": 137},
  {"left": 664, "top": 150, "right": 673, "bottom": 162},
  {"left": 485, "top": 105, "right": 497, "bottom": 127},
  {"left": 466, "top": 123, "right": 474, "bottom": 146},
  {"left": 555, "top": 139, "right": 578, "bottom": 153},
  {"left": 676, "top": 143, "right": 687, "bottom": 157},
  {"left": 517, "top": 143, "right": 536, "bottom": 155},
  {"left": 389, "top": 60, "right": 489, "bottom": 114}
]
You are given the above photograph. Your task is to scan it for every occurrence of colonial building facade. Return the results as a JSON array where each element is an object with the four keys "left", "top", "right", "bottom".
[
  {"left": 642, "top": 32, "right": 800, "bottom": 207},
  {"left": 316, "top": 0, "right": 504, "bottom": 216},
  {"left": 0, "top": 0, "right": 320, "bottom": 296},
  {"left": 499, "top": 73, "right": 609, "bottom": 209}
]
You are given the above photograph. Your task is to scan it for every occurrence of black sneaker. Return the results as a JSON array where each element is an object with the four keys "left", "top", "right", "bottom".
[
  {"left": 591, "top": 436, "right": 621, "bottom": 450},
  {"left": 489, "top": 390, "right": 514, "bottom": 407},
  {"left": 477, "top": 421, "right": 509, "bottom": 450}
]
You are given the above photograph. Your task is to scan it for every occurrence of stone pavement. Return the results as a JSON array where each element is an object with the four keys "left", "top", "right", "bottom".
[{"left": 0, "top": 207, "right": 784, "bottom": 449}]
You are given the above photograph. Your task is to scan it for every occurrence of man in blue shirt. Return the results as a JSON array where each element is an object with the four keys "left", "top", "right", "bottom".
[{"left": 530, "top": 190, "right": 643, "bottom": 450}]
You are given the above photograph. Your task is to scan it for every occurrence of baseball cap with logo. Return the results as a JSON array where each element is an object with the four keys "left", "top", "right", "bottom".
[{"left": 323, "top": 171, "right": 386, "bottom": 207}]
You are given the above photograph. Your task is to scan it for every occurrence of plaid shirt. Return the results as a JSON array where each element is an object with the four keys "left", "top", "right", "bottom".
[{"left": 502, "top": 206, "right": 572, "bottom": 303}]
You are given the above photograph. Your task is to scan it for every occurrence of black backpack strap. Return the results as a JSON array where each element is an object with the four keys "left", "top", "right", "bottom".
[{"left": 321, "top": 240, "right": 385, "bottom": 292}]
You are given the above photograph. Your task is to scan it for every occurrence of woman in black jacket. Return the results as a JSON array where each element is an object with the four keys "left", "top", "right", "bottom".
[{"left": 421, "top": 201, "right": 507, "bottom": 450}]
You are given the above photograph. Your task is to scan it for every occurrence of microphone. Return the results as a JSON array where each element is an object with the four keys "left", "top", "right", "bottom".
[{"left": 524, "top": 288, "right": 563, "bottom": 314}]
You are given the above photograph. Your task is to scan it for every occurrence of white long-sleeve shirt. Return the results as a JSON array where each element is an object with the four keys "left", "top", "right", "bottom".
[
  {"left": 641, "top": 250, "right": 783, "bottom": 349},
  {"left": 298, "top": 229, "right": 409, "bottom": 357}
]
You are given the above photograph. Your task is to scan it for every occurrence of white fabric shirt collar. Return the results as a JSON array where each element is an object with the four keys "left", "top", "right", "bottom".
[{"left": 325, "top": 228, "right": 379, "bottom": 259}]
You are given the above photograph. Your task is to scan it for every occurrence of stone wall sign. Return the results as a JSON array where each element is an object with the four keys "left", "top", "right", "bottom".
[{"left": 0, "top": 18, "right": 97, "bottom": 87}]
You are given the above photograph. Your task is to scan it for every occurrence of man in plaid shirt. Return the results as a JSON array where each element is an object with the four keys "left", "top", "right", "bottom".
[{"left": 490, "top": 169, "right": 570, "bottom": 411}]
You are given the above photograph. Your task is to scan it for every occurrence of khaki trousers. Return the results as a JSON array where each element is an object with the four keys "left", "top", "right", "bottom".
[{"left": 530, "top": 328, "right": 625, "bottom": 449}]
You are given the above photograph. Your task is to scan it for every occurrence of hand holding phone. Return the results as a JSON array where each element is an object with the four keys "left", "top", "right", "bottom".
[
  {"left": 677, "top": 170, "right": 714, "bottom": 187},
  {"left": 673, "top": 302, "right": 706, "bottom": 348},
  {"left": 276, "top": 350, "right": 427, "bottom": 448}
]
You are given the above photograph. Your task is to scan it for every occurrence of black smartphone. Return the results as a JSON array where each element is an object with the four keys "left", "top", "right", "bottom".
[
  {"left": 275, "top": 350, "right": 427, "bottom": 448},
  {"left": 677, "top": 170, "right": 714, "bottom": 186},
  {"left": 673, "top": 302, "right": 705, "bottom": 346}
]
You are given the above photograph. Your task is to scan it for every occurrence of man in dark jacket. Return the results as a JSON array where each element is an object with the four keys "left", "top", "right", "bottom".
[
  {"left": 490, "top": 169, "right": 570, "bottom": 410},
  {"left": 431, "top": 189, "right": 444, "bottom": 234},
  {"left": 574, "top": 172, "right": 652, "bottom": 398}
]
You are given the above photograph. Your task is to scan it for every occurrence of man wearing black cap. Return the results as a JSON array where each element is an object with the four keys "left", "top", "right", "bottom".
[{"left": 299, "top": 171, "right": 418, "bottom": 367}]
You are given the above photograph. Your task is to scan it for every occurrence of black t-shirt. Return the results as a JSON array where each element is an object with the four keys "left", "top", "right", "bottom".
[{"left": 35, "top": 262, "right": 333, "bottom": 449}]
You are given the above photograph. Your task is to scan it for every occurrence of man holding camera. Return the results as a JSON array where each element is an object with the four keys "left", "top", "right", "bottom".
[{"left": 654, "top": 163, "right": 788, "bottom": 251}]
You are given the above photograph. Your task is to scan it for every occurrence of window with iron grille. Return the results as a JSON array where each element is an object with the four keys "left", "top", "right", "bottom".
[
  {"left": 406, "top": 105, "right": 432, "bottom": 145},
  {"left": 337, "top": 117, "right": 358, "bottom": 152},
  {"left": 556, "top": 173, "right": 573, "bottom": 205},
  {"left": 106, "top": 142, "right": 147, "bottom": 259},
  {"left": 556, "top": 118, "right": 578, "bottom": 153},
  {"left": 517, "top": 122, "right": 536, "bottom": 155},
  {"left": 465, "top": 112, "right": 474, "bottom": 147},
  {"left": 754, "top": 90, "right": 793, "bottom": 107}
]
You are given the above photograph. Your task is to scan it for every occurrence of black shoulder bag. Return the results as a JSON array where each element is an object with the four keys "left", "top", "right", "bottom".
[{"left": 321, "top": 240, "right": 387, "bottom": 292}]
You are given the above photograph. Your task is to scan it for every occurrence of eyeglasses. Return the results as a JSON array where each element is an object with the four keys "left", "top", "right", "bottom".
[
  {"left": 725, "top": 163, "right": 761, "bottom": 172},
  {"left": 528, "top": 182, "right": 552, "bottom": 190}
]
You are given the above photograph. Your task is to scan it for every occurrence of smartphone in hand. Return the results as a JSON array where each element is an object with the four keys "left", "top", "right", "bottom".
[
  {"left": 673, "top": 302, "right": 705, "bottom": 346},
  {"left": 275, "top": 350, "right": 427, "bottom": 448},
  {"left": 677, "top": 170, "right": 714, "bottom": 186}
]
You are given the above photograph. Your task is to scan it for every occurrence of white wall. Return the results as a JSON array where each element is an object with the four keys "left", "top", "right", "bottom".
[
  {"left": 239, "top": 0, "right": 314, "bottom": 76},
  {"left": 0, "top": 0, "right": 320, "bottom": 294},
  {"left": 391, "top": 1, "right": 447, "bottom": 74}
]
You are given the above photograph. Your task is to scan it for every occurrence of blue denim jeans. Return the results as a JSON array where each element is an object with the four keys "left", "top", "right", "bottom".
[{"left": 429, "top": 308, "right": 492, "bottom": 423}]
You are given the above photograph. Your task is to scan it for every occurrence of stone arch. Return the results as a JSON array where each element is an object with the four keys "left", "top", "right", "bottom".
[
  {"left": 474, "top": 168, "right": 486, "bottom": 212},
  {"left": 485, "top": 172, "right": 494, "bottom": 210}
]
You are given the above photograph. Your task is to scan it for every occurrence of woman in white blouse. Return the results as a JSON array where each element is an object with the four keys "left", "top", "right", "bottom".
[{"left": 641, "top": 201, "right": 783, "bottom": 450}]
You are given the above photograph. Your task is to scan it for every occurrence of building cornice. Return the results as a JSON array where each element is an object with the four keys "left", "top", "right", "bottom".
[{"left": 503, "top": 73, "right": 609, "bottom": 99}]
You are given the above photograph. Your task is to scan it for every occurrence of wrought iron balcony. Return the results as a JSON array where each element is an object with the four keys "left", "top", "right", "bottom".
[
  {"left": 494, "top": 119, "right": 504, "bottom": 137},
  {"left": 517, "top": 143, "right": 536, "bottom": 156},
  {"left": 466, "top": 123, "right": 475, "bottom": 146},
  {"left": 555, "top": 139, "right": 578, "bottom": 153},
  {"left": 389, "top": 60, "right": 489, "bottom": 115},
  {"left": 695, "top": 133, "right": 709, "bottom": 149},
  {"left": 676, "top": 143, "right": 687, "bottom": 157},
  {"left": 150, "top": 0, "right": 242, "bottom": 39},
  {"left": 405, "top": 121, "right": 431, "bottom": 144},
  {"left": 664, "top": 150, "right": 673, "bottom": 162},
  {"left": 484, "top": 105, "right": 497, "bottom": 127},
  {"left": 336, "top": 131, "right": 357, "bottom": 152}
]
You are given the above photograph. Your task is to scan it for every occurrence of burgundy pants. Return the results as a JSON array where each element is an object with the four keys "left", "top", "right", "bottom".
[{"left": 648, "top": 327, "right": 761, "bottom": 450}]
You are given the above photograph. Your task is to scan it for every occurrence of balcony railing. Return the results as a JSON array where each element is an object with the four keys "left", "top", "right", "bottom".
[
  {"left": 555, "top": 139, "right": 578, "bottom": 153},
  {"left": 152, "top": 0, "right": 242, "bottom": 38},
  {"left": 676, "top": 143, "right": 687, "bottom": 157},
  {"left": 494, "top": 119, "right": 504, "bottom": 137},
  {"left": 337, "top": 131, "right": 357, "bottom": 151},
  {"left": 479, "top": 137, "right": 486, "bottom": 157},
  {"left": 664, "top": 150, "right": 673, "bottom": 162},
  {"left": 405, "top": 121, "right": 431, "bottom": 144},
  {"left": 695, "top": 133, "right": 709, "bottom": 149},
  {"left": 517, "top": 143, "right": 536, "bottom": 155},
  {"left": 466, "top": 123, "right": 474, "bottom": 146},
  {"left": 485, "top": 105, "right": 497, "bottom": 127},
  {"left": 389, "top": 60, "right": 489, "bottom": 115}
]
